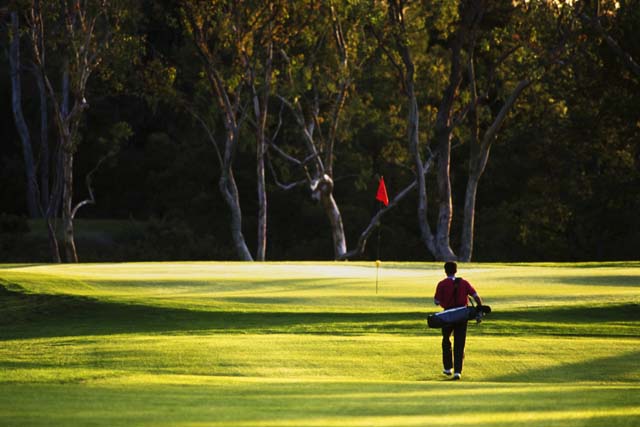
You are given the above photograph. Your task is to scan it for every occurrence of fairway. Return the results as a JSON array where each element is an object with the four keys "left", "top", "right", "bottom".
[{"left": 1, "top": 262, "right": 639, "bottom": 426}]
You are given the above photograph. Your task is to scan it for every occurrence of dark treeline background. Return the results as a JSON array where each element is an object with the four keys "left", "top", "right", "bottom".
[{"left": 1, "top": 0, "right": 638, "bottom": 263}]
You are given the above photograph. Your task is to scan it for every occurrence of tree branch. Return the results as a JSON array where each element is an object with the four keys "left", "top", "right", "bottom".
[
  {"left": 267, "top": 153, "right": 308, "bottom": 191},
  {"left": 70, "top": 153, "right": 110, "bottom": 220},
  {"left": 186, "top": 105, "right": 223, "bottom": 167},
  {"left": 481, "top": 78, "right": 530, "bottom": 148},
  {"left": 580, "top": 12, "right": 640, "bottom": 79},
  {"left": 338, "top": 153, "right": 436, "bottom": 260}
]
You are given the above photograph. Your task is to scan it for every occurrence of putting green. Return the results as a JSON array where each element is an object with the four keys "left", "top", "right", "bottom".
[{"left": 1, "top": 262, "right": 639, "bottom": 426}]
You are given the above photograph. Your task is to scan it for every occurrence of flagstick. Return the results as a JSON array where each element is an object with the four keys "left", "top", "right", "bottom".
[
  {"left": 375, "top": 202, "right": 382, "bottom": 295},
  {"left": 374, "top": 176, "right": 388, "bottom": 295}
]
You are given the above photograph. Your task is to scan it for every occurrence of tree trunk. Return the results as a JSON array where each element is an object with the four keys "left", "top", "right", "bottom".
[
  {"left": 252, "top": 41, "right": 272, "bottom": 262},
  {"left": 314, "top": 175, "right": 346, "bottom": 259},
  {"left": 432, "top": 60, "right": 462, "bottom": 262},
  {"left": 459, "top": 167, "right": 483, "bottom": 262},
  {"left": 254, "top": 90, "right": 267, "bottom": 261},
  {"left": 408, "top": 84, "right": 437, "bottom": 256},
  {"left": 256, "top": 135, "right": 267, "bottom": 261},
  {"left": 322, "top": 193, "right": 347, "bottom": 259},
  {"left": 46, "top": 217, "right": 62, "bottom": 263},
  {"left": 219, "top": 168, "right": 253, "bottom": 261},
  {"left": 389, "top": 0, "right": 438, "bottom": 258},
  {"left": 9, "top": 12, "right": 39, "bottom": 218},
  {"left": 459, "top": 79, "right": 530, "bottom": 262},
  {"left": 430, "top": 7, "right": 470, "bottom": 262},
  {"left": 434, "top": 135, "right": 456, "bottom": 261},
  {"left": 35, "top": 68, "right": 50, "bottom": 208},
  {"left": 61, "top": 146, "right": 78, "bottom": 263}
]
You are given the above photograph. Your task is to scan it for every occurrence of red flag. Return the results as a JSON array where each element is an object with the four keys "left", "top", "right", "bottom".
[{"left": 376, "top": 176, "right": 389, "bottom": 206}]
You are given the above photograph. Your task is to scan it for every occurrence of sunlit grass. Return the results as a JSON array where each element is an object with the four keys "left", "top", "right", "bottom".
[{"left": 0, "top": 262, "right": 639, "bottom": 426}]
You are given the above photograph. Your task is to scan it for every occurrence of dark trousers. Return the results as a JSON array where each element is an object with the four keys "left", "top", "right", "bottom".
[{"left": 442, "top": 321, "right": 468, "bottom": 374}]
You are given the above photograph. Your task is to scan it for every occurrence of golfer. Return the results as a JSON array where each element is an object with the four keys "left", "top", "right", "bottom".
[{"left": 434, "top": 261, "right": 483, "bottom": 380}]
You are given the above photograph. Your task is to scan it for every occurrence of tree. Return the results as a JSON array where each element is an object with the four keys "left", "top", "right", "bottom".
[
  {"left": 377, "top": 0, "right": 573, "bottom": 261},
  {"left": 271, "top": 2, "right": 351, "bottom": 259},
  {"left": 182, "top": 0, "right": 260, "bottom": 261},
  {"left": 239, "top": 1, "right": 289, "bottom": 261},
  {"left": 5, "top": 4, "right": 61, "bottom": 262},
  {"left": 577, "top": 0, "right": 640, "bottom": 79},
  {"left": 6, "top": 11, "right": 38, "bottom": 218},
  {"left": 24, "top": 0, "right": 139, "bottom": 262},
  {"left": 271, "top": 0, "right": 399, "bottom": 260}
]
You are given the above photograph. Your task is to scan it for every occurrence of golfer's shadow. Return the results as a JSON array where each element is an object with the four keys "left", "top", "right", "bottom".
[{"left": 414, "top": 375, "right": 460, "bottom": 382}]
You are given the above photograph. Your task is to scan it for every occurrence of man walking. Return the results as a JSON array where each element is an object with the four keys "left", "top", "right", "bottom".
[{"left": 434, "top": 261, "right": 483, "bottom": 380}]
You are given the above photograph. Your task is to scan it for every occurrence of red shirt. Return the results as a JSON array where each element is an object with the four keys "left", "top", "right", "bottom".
[{"left": 434, "top": 277, "right": 477, "bottom": 309}]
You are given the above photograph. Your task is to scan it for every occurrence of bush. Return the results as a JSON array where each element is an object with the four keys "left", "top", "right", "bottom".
[{"left": 0, "top": 213, "right": 29, "bottom": 234}]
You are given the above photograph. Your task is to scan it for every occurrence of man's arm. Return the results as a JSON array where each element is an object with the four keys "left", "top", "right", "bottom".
[
  {"left": 434, "top": 282, "right": 443, "bottom": 306},
  {"left": 471, "top": 292, "right": 482, "bottom": 307}
]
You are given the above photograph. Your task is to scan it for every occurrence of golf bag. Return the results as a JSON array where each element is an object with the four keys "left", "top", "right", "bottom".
[{"left": 427, "top": 303, "right": 491, "bottom": 328}]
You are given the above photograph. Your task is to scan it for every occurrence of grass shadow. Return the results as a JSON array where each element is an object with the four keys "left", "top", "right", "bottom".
[
  {"left": 0, "top": 264, "right": 48, "bottom": 270},
  {"left": 487, "top": 350, "right": 640, "bottom": 383},
  {"left": 0, "top": 283, "right": 425, "bottom": 340},
  {"left": 492, "top": 304, "right": 640, "bottom": 324},
  {"left": 531, "top": 274, "right": 640, "bottom": 287},
  {"left": 475, "top": 304, "right": 640, "bottom": 338},
  {"left": 2, "top": 284, "right": 638, "bottom": 340}
]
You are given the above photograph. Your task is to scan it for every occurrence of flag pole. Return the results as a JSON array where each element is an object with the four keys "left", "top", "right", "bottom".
[
  {"left": 376, "top": 204, "right": 381, "bottom": 295},
  {"left": 375, "top": 259, "right": 380, "bottom": 294},
  {"left": 374, "top": 176, "right": 389, "bottom": 295}
]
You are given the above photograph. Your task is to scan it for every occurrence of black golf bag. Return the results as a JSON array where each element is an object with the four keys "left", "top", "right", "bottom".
[{"left": 427, "top": 303, "right": 491, "bottom": 328}]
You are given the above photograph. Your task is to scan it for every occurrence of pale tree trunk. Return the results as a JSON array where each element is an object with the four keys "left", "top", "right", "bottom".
[
  {"left": 61, "top": 146, "right": 78, "bottom": 263},
  {"left": 30, "top": 65, "right": 60, "bottom": 263},
  {"left": 407, "top": 72, "right": 437, "bottom": 256},
  {"left": 256, "top": 134, "right": 267, "bottom": 261},
  {"left": 433, "top": 130, "right": 456, "bottom": 262},
  {"left": 198, "top": 104, "right": 253, "bottom": 262},
  {"left": 249, "top": 40, "right": 273, "bottom": 261},
  {"left": 187, "top": 106, "right": 254, "bottom": 262},
  {"left": 185, "top": 4, "right": 255, "bottom": 262},
  {"left": 22, "top": 4, "right": 60, "bottom": 262},
  {"left": 459, "top": 52, "right": 481, "bottom": 263},
  {"left": 34, "top": 68, "right": 50, "bottom": 207},
  {"left": 43, "top": 63, "right": 90, "bottom": 263},
  {"left": 431, "top": 13, "right": 469, "bottom": 262},
  {"left": 45, "top": 218, "right": 61, "bottom": 263},
  {"left": 9, "top": 12, "right": 39, "bottom": 218},
  {"left": 460, "top": 160, "right": 484, "bottom": 263},
  {"left": 45, "top": 145, "right": 62, "bottom": 264},
  {"left": 219, "top": 168, "right": 253, "bottom": 261},
  {"left": 53, "top": 64, "right": 81, "bottom": 263},
  {"left": 389, "top": 2, "right": 436, "bottom": 253},
  {"left": 44, "top": 171, "right": 62, "bottom": 264},
  {"left": 40, "top": 71, "right": 68, "bottom": 264},
  {"left": 219, "top": 124, "right": 253, "bottom": 261},
  {"left": 459, "top": 78, "right": 530, "bottom": 261},
  {"left": 218, "top": 117, "right": 253, "bottom": 262},
  {"left": 313, "top": 176, "right": 346, "bottom": 259},
  {"left": 322, "top": 194, "right": 347, "bottom": 259},
  {"left": 388, "top": 0, "right": 444, "bottom": 259}
]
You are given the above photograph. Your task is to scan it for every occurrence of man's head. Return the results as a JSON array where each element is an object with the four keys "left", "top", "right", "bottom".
[{"left": 444, "top": 261, "right": 457, "bottom": 276}]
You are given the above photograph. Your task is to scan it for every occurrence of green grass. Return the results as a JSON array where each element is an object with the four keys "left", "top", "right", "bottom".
[{"left": 1, "top": 261, "right": 639, "bottom": 426}]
